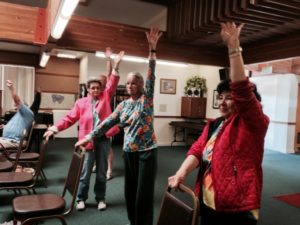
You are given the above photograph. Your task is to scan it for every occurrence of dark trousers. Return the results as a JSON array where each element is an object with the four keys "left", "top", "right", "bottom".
[
  {"left": 200, "top": 202, "right": 258, "bottom": 225},
  {"left": 123, "top": 149, "right": 157, "bottom": 225}
]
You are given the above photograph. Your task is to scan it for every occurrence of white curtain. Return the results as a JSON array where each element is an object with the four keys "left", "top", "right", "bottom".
[{"left": 0, "top": 65, "right": 35, "bottom": 115}]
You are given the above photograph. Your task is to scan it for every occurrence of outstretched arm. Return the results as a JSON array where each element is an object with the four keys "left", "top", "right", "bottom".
[
  {"left": 220, "top": 22, "right": 246, "bottom": 82},
  {"left": 168, "top": 155, "right": 199, "bottom": 188},
  {"left": 6, "top": 80, "right": 21, "bottom": 108}
]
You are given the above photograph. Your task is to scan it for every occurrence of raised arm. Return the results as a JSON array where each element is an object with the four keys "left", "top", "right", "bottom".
[
  {"left": 220, "top": 22, "right": 246, "bottom": 82},
  {"left": 112, "top": 50, "right": 125, "bottom": 75},
  {"left": 146, "top": 27, "right": 163, "bottom": 60},
  {"left": 144, "top": 27, "right": 163, "bottom": 96},
  {"left": 30, "top": 87, "right": 41, "bottom": 116},
  {"left": 6, "top": 80, "right": 21, "bottom": 108},
  {"left": 104, "top": 47, "right": 113, "bottom": 78}
]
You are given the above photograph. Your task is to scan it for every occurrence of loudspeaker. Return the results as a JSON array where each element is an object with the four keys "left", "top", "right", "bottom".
[{"left": 219, "top": 68, "right": 230, "bottom": 80}]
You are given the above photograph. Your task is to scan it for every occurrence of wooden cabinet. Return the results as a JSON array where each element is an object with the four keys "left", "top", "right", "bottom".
[{"left": 181, "top": 97, "right": 206, "bottom": 118}]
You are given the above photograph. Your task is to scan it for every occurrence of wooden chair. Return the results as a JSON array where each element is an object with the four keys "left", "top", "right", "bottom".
[
  {"left": 0, "top": 136, "right": 48, "bottom": 194},
  {"left": 156, "top": 184, "right": 200, "bottom": 225},
  {"left": 0, "top": 155, "right": 13, "bottom": 172},
  {"left": 0, "top": 125, "right": 33, "bottom": 173},
  {"left": 12, "top": 149, "right": 85, "bottom": 225},
  {"left": 0, "top": 132, "right": 33, "bottom": 194},
  {"left": 7, "top": 133, "right": 48, "bottom": 187}
]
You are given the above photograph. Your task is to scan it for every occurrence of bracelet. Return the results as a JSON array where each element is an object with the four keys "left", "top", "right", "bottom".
[
  {"left": 228, "top": 46, "right": 242, "bottom": 56},
  {"left": 229, "top": 52, "right": 242, "bottom": 58},
  {"left": 150, "top": 49, "right": 157, "bottom": 53}
]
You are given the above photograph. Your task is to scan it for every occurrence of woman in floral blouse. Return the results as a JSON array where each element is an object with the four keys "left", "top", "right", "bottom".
[{"left": 76, "top": 27, "right": 162, "bottom": 225}]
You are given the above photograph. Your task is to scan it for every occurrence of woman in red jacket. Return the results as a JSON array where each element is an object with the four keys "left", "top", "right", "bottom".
[{"left": 168, "top": 22, "right": 269, "bottom": 225}]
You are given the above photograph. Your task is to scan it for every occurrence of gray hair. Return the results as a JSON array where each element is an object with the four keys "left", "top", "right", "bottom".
[
  {"left": 127, "top": 72, "right": 144, "bottom": 85},
  {"left": 86, "top": 77, "right": 101, "bottom": 88}
]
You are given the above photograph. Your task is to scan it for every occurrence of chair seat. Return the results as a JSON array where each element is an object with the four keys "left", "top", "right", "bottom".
[
  {"left": 13, "top": 193, "right": 66, "bottom": 218},
  {"left": 0, "top": 172, "right": 33, "bottom": 186},
  {"left": 0, "top": 160, "right": 13, "bottom": 172},
  {"left": 9, "top": 152, "right": 39, "bottom": 161}
]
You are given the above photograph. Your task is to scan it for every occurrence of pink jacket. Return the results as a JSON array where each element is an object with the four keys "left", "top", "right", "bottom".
[
  {"left": 187, "top": 79, "right": 269, "bottom": 212},
  {"left": 55, "top": 74, "right": 120, "bottom": 150}
]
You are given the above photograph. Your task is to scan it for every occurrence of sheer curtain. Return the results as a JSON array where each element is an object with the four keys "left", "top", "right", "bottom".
[{"left": 0, "top": 65, "right": 35, "bottom": 115}]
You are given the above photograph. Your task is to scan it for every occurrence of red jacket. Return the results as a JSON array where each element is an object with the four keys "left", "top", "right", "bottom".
[
  {"left": 187, "top": 79, "right": 269, "bottom": 212},
  {"left": 55, "top": 74, "right": 120, "bottom": 150}
]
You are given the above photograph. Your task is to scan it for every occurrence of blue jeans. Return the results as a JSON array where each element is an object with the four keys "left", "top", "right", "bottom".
[{"left": 77, "top": 138, "right": 110, "bottom": 202}]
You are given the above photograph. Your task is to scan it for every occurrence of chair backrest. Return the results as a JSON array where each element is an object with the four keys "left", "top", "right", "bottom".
[
  {"left": 22, "top": 121, "right": 35, "bottom": 152},
  {"left": 32, "top": 137, "right": 49, "bottom": 181},
  {"left": 156, "top": 184, "right": 199, "bottom": 225},
  {"left": 12, "top": 130, "right": 27, "bottom": 171},
  {"left": 61, "top": 148, "right": 84, "bottom": 215}
]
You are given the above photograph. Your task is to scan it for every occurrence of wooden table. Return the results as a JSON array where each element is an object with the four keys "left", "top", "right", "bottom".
[{"left": 169, "top": 121, "right": 206, "bottom": 147}]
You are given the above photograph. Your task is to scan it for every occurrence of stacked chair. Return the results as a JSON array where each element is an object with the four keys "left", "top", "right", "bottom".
[
  {"left": 0, "top": 134, "right": 49, "bottom": 195},
  {"left": 12, "top": 148, "right": 84, "bottom": 225}
]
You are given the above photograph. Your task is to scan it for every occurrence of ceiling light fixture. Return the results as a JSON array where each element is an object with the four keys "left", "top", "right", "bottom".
[
  {"left": 57, "top": 53, "right": 77, "bottom": 59},
  {"left": 51, "top": 0, "right": 80, "bottom": 39},
  {"left": 95, "top": 51, "right": 187, "bottom": 67},
  {"left": 39, "top": 52, "right": 50, "bottom": 67}
]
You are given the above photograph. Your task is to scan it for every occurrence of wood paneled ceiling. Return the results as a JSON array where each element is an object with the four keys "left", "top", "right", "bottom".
[{"left": 0, "top": 0, "right": 300, "bottom": 68}]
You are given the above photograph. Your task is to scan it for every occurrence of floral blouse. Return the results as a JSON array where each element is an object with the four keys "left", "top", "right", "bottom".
[{"left": 87, "top": 59, "right": 157, "bottom": 152}]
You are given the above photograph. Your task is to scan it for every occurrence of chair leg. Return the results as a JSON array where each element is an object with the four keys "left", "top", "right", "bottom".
[{"left": 40, "top": 169, "right": 48, "bottom": 188}]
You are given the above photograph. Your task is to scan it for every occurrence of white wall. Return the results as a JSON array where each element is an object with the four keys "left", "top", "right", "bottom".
[
  {"left": 0, "top": 65, "right": 35, "bottom": 114},
  {"left": 251, "top": 74, "right": 298, "bottom": 153},
  {"left": 86, "top": 53, "right": 221, "bottom": 146}
]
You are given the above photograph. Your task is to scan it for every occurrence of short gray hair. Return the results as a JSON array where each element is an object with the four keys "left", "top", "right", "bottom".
[
  {"left": 86, "top": 77, "right": 101, "bottom": 88},
  {"left": 127, "top": 72, "right": 144, "bottom": 84}
]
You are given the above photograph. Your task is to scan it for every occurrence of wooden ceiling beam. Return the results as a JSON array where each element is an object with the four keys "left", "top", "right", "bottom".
[
  {"left": 244, "top": 32, "right": 300, "bottom": 64},
  {"left": 57, "top": 15, "right": 227, "bottom": 66}
]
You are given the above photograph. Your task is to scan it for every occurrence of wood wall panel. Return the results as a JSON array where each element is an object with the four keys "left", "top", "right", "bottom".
[
  {"left": 0, "top": 2, "right": 39, "bottom": 44},
  {"left": 0, "top": 51, "right": 38, "bottom": 66},
  {"left": 36, "top": 57, "right": 79, "bottom": 94}
]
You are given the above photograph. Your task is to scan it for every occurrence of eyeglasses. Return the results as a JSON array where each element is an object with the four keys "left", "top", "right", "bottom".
[
  {"left": 216, "top": 94, "right": 232, "bottom": 102},
  {"left": 89, "top": 86, "right": 101, "bottom": 90}
]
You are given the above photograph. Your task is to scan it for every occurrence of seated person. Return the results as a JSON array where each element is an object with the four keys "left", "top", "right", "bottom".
[{"left": 0, "top": 80, "right": 40, "bottom": 150}]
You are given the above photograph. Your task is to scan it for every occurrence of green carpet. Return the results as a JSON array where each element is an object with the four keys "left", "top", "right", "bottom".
[{"left": 1, "top": 139, "right": 300, "bottom": 225}]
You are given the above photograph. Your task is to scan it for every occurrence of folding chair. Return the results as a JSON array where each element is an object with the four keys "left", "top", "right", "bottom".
[
  {"left": 157, "top": 184, "right": 200, "bottom": 225},
  {"left": 8, "top": 135, "right": 49, "bottom": 187},
  {"left": 13, "top": 148, "right": 85, "bottom": 225},
  {"left": 0, "top": 135, "right": 35, "bottom": 193}
]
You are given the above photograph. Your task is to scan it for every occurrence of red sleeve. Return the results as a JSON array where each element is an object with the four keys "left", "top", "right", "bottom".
[{"left": 186, "top": 123, "right": 210, "bottom": 163}]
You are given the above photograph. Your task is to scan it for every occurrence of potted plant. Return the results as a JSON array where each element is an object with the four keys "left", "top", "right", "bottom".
[{"left": 184, "top": 75, "right": 207, "bottom": 97}]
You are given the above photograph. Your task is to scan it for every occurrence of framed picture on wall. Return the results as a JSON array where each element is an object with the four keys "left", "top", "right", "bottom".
[
  {"left": 160, "top": 79, "right": 177, "bottom": 94},
  {"left": 212, "top": 90, "right": 219, "bottom": 109}
]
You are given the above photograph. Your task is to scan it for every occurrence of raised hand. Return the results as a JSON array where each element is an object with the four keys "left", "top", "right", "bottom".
[
  {"left": 114, "top": 51, "right": 125, "bottom": 68},
  {"left": 220, "top": 22, "right": 244, "bottom": 49},
  {"left": 6, "top": 80, "right": 13, "bottom": 88},
  {"left": 146, "top": 27, "right": 163, "bottom": 50},
  {"left": 104, "top": 47, "right": 113, "bottom": 59}
]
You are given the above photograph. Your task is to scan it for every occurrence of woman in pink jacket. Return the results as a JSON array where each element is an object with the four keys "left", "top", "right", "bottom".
[
  {"left": 44, "top": 50, "right": 124, "bottom": 211},
  {"left": 168, "top": 23, "right": 269, "bottom": 225}
]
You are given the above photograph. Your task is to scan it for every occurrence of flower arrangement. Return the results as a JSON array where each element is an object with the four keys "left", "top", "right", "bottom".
[{"left": 184, "top": 75, "right": 207, "bottom": 97}]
